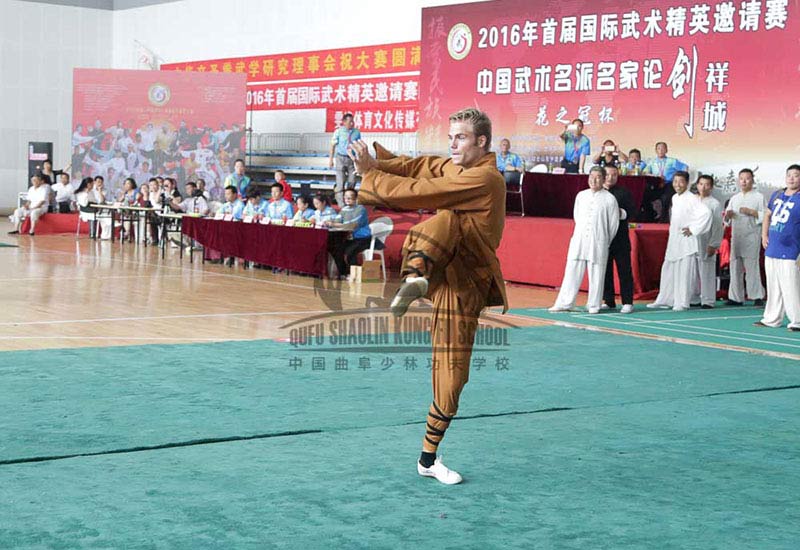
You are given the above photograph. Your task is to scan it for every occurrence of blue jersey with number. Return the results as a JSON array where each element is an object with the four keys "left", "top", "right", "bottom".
[{"left": 766, "top": 190, "right": 800, "bottom": 259}]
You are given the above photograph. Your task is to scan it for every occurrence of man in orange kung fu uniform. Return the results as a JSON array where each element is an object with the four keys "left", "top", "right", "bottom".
[{"left": 348, "top": 108, "right": 508, "bottom": 485}]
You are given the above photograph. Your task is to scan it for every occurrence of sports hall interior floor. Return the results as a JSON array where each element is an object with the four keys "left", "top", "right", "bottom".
[{"left": 1, "top": 221, "right": 797, "bottom": 549}]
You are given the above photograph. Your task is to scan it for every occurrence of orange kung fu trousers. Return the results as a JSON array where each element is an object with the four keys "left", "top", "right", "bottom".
[{"left": 358, "top": 144, "right": 508, "bottom": 453}]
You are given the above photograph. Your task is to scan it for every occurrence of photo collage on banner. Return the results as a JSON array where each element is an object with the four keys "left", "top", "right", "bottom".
[{"left": 72, "top": 69, "right": 247, "bottom": 201}]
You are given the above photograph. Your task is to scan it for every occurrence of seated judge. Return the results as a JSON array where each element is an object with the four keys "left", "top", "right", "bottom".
[
  {"left": 52, "top": 173, "right": 76, "bottom": 213},
  {"left": 312, "top": 193, "right": 337, "bottom": 225},
  {"left": 9, "top": 173, "right": 50, "bottom": 236},
  {"left": 242, "top": 187, "right": 267, "bottom": 218},
  {"left": 171, "top": 181, "right": 209, "bottom": 216},
  {"left": 496, "top": 138, "right": 524, "bottom": 188},
  {"left": 325, "top": 188, "right": 372, "bottom": 278},
  {"left": 218, "top": 185, "right": 245, "bottom": 220},
  {"left": 293, "top": 195, "right": 315, "bottom": 222},
  {"left": 266, "top": 182, "right": 294, "bottom": 220}
]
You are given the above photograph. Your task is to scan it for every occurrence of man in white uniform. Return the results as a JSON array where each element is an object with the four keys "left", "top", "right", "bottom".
[
  {"left": 692, "top": 175, "right": 724, "bottom": 308},
  {"left": 9, "top": 174, "right": 50, "bottom": 235},
  {"left": 648, "top": 171, "right": 713, "bottom": 311},
  {"left": 550, "top": 166, "right": 620, "bottom": 314},
  {"left": 724, "top": 168, "right": 765, "bottom": 306}
]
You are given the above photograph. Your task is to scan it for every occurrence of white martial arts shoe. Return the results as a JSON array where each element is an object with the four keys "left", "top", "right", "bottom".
[
  {"left": 390, "top": 276, "right": 429, "bottom": 317},
  {"left": 418, "top": 457, "right": 463, "bottom": 485},
  {"left": 620, "top": 304, "right": 635, "bottom": 314},
  {"left": 587, "top": 307, "right": 600, "bottom": 314},
  {"left": 646, "top": 303, "right": 670, "bottom": 309},
  {"left": 672, "top": 307, "right": 688, "bottom": 312},
  {"left": 548, "top": 305, "right": 574, "bottom": 313}
]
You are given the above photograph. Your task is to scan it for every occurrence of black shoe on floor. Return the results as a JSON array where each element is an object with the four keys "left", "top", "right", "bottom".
[
  {"left": 790, "top": 326, "right": 800, "bottom": 332},
  {"left": 701, "top": 305, "right": 714, "bottom": 309},
  {"left": 725, "top": 299, "right": 743, "bottom": 306},
  {"left": 753, "top": 299, "right": 765, "bottom": 307},
  {"left": 29, "top": 232, "right": 34, "bottom": 236},
  {"left": 7, "top": 230, "right": 19, "bottom": 235},
  {"left": 753, "top": 321, "right": 768, "bottom": 327},
  {"left": 690, "top": 303, "right": 701, "bottom": 308}
]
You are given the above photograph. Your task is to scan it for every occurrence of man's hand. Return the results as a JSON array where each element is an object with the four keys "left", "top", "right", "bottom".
[
  {"left": 347, "top": 140, "right": 378, "bottom": 175},
  {"left": 762, "top": 234, "right": 769, "bottom": 249},
  {"left": 328, "top": 157, "right": 334, "bottom": 169},
  {"left": 706, "top": 246, "right": 717, "bottom": 258},
  {"left": 724, "top": 209, "right": 735, "bottom": 221},
  {"left": 682, "top": 227, "right": 692, "bottom": 236},
  {"left": 739, "top": 206, "right": 757, "bottom": 217}
]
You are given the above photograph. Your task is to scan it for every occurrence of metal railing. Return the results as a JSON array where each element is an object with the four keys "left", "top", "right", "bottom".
[{"left": 248, "top": 132, "right": 418, "bottom": 157}]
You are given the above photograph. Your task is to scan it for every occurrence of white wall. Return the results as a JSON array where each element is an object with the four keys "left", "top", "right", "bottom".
[
  {"left": 0, "top": 0, "right": 112, "bottom": 211},
  {"left": 111, "top": 0, "right": 482, "bottom": 133}
]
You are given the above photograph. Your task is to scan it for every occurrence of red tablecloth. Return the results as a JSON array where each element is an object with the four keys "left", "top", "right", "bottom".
[
  {"left": 182, "top": 217, "right": 333, "bottom": 276},
  {"left": 509, "top": 173, "right": 661, "bottom": 220},
  {"left": 496, "top": 217, "right": 668, "bottom": 300}
]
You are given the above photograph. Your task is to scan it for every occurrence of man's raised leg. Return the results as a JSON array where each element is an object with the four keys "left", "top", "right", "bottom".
[{"left": 392, "top": 210, "right": 461, "bottom": 317}]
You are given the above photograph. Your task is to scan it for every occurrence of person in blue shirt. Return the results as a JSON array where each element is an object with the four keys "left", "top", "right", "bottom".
[
  {"left": 643, "top": 142, "right": 688, "bottom": 222},
  {"left": 312, "top": 193, "right": 337, "bottom": 225},
  {"left": 224, "top": 159, "right": 251, "bottom": 197},
  {"left": 266, "top": 183, "right": 294, "bottom": 220},
  {"left": 560, "top": 118, "right": 590, "bottom": 174},
  {"left": 328, "top": 113, "right": 362, "bottom": 206},
  {"left": 496, "top": 138, "right": 524, "bottom": 188},
  {"left": 292, "top": 195, "right": 315, "bottom": 222},
  {"left": 644, "top": 142, "right": 687, "bottom": 183},
  {"left": 757, "top": 164, "right": 800, "bottom": 331},
  {"left": 624, "top": 148, "right": 647, "bottom": 174},
  {"left": 218, "top": 185, "right": 244, "bottom": 220},
  {"left": 325, "top": 188, "right": 372, "bottom": 278},
  {"left": 242, "top": 187, "right": 267, "bottom": 219}
]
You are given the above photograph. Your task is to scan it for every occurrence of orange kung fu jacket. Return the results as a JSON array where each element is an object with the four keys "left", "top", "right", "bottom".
[{"left": 358, "top": 143, "right": 508, "bottom": 313}]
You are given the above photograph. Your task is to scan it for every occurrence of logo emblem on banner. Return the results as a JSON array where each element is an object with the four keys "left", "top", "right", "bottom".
[
  {"left": 447, "top": 23, "right": 472, "bottom": 61},
  {"left": 148, "top": 83, "right": 171, "bottom": 106}
]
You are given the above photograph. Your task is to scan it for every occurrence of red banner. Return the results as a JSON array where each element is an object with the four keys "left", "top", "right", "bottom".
[
  {"left": 161, "top": 42, "right": 421, "bottom": 83},
  {"left": 325, "top": 106, "right": 419, "bottom": 133},
  {"left": 421, "top": 1, "right": 799, "bottom": 187},
  {"left": 246, "top": 75, "right": 419, "bottom": 111},
  {"left": 72, "top": 69, "right": 246, "bottom": 200}
]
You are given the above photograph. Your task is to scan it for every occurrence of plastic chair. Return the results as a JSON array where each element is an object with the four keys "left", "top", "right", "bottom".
[
  {"left": 362, "top": 216, "right": 393, "bottom": 280},
  {"left": 506, "top": 171, "right": 526, "bottom": 216}
]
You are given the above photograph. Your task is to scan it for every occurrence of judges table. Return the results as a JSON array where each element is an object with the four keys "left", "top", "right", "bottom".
[
  {"left": 91, "top": 204, "right": 158, "bottom": 244},
  {"left": 509, "top": 173, "right": 661, "bottom": 220},
  {"left": 182, "top": 217, "right": 345, "bottom": 277}
]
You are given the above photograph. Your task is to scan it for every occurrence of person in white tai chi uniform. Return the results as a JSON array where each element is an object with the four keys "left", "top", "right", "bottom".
[
  {"left": 756, "top": 164, "right": 800, "bottom": 331},
  {"left": 723, "top": 168, "right": 765, "bottom": 306},
  {"left": 648, "top": 171, "right": 712, "bottom": 311},
  {"left": 550, "top": 166, "right": 620, "bottom": 314},
  {"left": 691, "top": 175, "right": 724, "bottom": 308}
]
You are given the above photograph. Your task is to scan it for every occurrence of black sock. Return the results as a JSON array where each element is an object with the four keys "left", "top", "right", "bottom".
[{"left": 419, "top": 451, "right": 437, "bottom": 468}]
